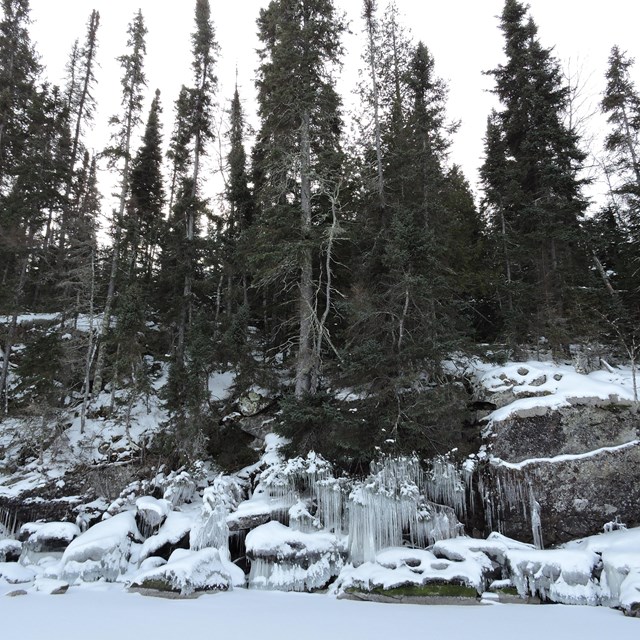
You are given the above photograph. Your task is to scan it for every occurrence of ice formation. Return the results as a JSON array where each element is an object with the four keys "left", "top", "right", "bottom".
[
  {"left": 190, "top": 475, "right": 242, "bottom": 551},
  {"left": 347, "top": 457, "right": 462, "bottom": 566}
]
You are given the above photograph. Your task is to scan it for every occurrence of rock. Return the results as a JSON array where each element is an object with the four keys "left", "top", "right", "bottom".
[
  {"left": 135, "top": 496, "right": 171, "bottom": 538},
  {"left": 0, "top": 562, "right": 35, "bottom": 584},
  {"left": 517, "top": 367, "right": 529, "bottom": 376},
  {"left": 246, "top": 521, "right": 346, "bottom": 592},
  {"left": 34, "top": 577, "right": 70, "bottom": 595},
  {"left": 0, "top": 539, "right": 22, "bottom": 562},
  {"left": 529, "top": 375, "right": 547, "bottom": 387},
  {"left": 59, "top": 511, "right": 142, "bottom": 583},
  {"left": 129, "top": 548, "right": 245, "bottom": 596},
  {"left": 238, "top": 390, "right": 271, "bottom": 417},
  {"left": 5, "top": 589, "right": 28, "bottom": 597},
  {"left": 138, "top": 511, "right": 191, "bottom": 562},
  {"left": 22, "top": 521, "right": 81, "bottom": 554}
]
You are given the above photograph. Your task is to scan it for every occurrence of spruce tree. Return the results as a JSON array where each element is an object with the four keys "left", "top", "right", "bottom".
[
  {"left": 93, "top": 9, "right": 147, "bottom": 398},
  {"left": 253, "top": 0, "right": 345, "bottom": 398},
  {"left": 480, "top": 0, "right": 588, "bottom": 348}
]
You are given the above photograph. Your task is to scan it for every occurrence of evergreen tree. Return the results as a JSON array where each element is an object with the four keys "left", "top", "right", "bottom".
[
  {"left": 253, "top": 0, "right": 346, "bottom": 398},
  {"left": 0, "top": 0, "right": 39, "bottom": 190},
  {"left": 127, "top": 89, "right": 165, "bottom": 283},
  {"left": 480, "top": 0, "right": 588, "bottom": 348},
  {"left": 93, "top": 9, "right": 147, "bottom": 398},
  {"left": 601, "top": 46, "right": 640, "bottom": 235},
  {"left": 58, "top": 10, "right": 99, "bottom": 258}
]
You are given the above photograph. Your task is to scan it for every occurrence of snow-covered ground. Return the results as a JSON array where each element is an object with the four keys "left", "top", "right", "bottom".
[{"left": 0, "top": 584, "right": 638, "bottom": 640}]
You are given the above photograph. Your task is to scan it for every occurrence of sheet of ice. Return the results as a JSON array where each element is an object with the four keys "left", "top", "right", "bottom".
[{"left": 1, "top": 584, "right": 637, "bottom": 640}]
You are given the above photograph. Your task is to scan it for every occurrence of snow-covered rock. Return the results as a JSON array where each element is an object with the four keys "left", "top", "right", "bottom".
[
  {"left": 139, "top": 511, "right": 191, "bottom": 562},
  {"left": 506, "top": 548, "right": 602, "bottom": 605},
  {"left": 129, "top": 548, "right": 244, "bottom": 595},
  {"left": 0, "top": 562, "right": 35, "bottom": 585},
  {"left": 135, "top": 496, "right": 171, "bottom": 537},
  {"left": 22, "top": 521, "right": 81, "bottom": 554},
  {"left": 0, "top": 538, "right": 22, "bottom": 562},
  {"left": 59, "top": 511, "right": 142, "bottom": 583},
  {"left": 337, "top": 545, "right": 492, "bottom": 597},
  {"left": 246, "top": 521, "right": 346, "bottom": 592}
]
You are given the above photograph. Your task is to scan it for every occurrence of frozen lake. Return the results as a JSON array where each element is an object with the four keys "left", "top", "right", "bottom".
[{"left": 1, "top": 585, "right": 637, "bottom": 640}]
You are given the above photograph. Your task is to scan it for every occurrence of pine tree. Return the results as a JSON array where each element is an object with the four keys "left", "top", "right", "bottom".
[
  {"left": 253, "top": 0, "right": 346, "bottom": 398},
  {"left": 480, "top": 0, "right": 588, "bottom": 348}
]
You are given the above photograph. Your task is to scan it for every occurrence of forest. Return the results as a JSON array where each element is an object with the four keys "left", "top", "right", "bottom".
[{"left": 1, "top": 0, "right": 639, "bottom": 473}]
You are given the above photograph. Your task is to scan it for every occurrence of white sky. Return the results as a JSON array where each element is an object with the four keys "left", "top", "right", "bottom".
[{"left": 26, "top": 0, "right": 640, "bottom": 213}]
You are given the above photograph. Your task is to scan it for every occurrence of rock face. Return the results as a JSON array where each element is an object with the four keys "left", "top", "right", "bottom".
[
  {"left": 481, "top": 403, "right": 640, "bottom": 546},
  {"left": 488, "top": 405, "right": 638, "bottom": 462}
]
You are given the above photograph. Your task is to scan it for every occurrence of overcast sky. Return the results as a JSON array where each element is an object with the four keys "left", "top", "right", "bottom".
[{"left": 26, "top": 0, "right": 640, "bottom": 211}]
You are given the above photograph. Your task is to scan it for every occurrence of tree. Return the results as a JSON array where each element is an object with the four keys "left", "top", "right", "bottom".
[
  {"left": 0, "top": 0, "right": 39, "bottom": 190},
  {"left": 92, "top": 9, "right": 147, "bottom": 398},
  {"left": 480, "top": 0, "right": 588, "bottom": 347},
  {"left": 253, "top": 0, "right": 346, "bottom": 398},
  {"left": 126, "top": 89, "right": 165, "bottom": 283},
  {"left": 57, "top": 10, "right": 99, "bottom": 259},
  {"left": 601, "top": 46, "right": 640, "bottom": 235}
]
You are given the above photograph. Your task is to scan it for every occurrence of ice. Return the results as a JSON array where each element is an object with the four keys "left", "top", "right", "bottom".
[
  {"left": 190, "top": 475, "right": 243, "bottom": 551},
  {"left": 59, "top": 511, "right": 142, "bottom": 583},
  {"left": 129, "top": 547, "right": 245, "bottom": 595},
  {"left": 135, "top": 496, "right": 171, "bottom": 538},
  {"left": 246, "top": 521, "right": 345, "bottom": 591},
  {"left": 506, "top": 548, "right": 602, "bottom": 605},
  {"left": 139, "top": 511, "right": 192, "bottom": 562},
  {"left": 347, "top": 457, "right": 462, "bottom": 565},
  {"left": 563, "top": 526, "right": 640, "bottom": 610},
  {"left": 477, "top": 466, "right": 543, "bottom": 548},
  {"left": 162, "top": 471, "right": 197, "bottom": 507}
]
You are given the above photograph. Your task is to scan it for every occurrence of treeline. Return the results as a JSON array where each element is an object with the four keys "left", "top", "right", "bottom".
[{"left": 0, "top": 0, "right": 639, "bottom": 468}]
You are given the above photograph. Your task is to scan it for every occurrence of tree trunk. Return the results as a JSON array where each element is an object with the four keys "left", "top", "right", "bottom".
[{"left": 295, "top": 111, "right": 314, "bottom": 398}]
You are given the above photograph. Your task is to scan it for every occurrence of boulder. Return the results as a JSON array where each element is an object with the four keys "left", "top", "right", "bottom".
[
  {"left": 59, "top": 511, "right": 142, "bottom": 583},
  {"left": 246, "top": 521, "right": 346, "bottom": 592},
  {"left": 0, "top": 539, "right": 22, "bottom": 562},
  {"left": 22, "top": 522, "right": 81, "bottom": 554},
  {"left": 129, "top": 548, "right": 245, "bottom": 596}
]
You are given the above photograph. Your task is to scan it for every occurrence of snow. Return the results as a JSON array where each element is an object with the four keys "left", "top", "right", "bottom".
[
  {"left": 138, "top": 511, "right": 192, "bottom": 562},
  {"left": 337, "top": 546, "right": 491, "bottom": 594},
  {"left": 208, "top": 370, "right": 236, "bottom": 401},
  {"left": 129, "top": 548, "right": 245, "bottom": 595},
  {"left": 474, "top": 361, "right": 637, "bottom": 425},
  {"left": 0, "top": 539, "right": 22, "bottom": 561},
  {"left": 1, "top": 585, "right": 637, "bottom": 640},
  {"left": 59, "top": 511, "right": 141, "bottom": 582},
  {"left": 0, "top": 562, "right": 35, "bottom": 584},
  {"left": 490, "top": 440, "right": 640, "bottom": 470}
]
